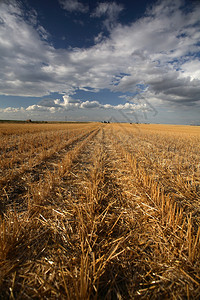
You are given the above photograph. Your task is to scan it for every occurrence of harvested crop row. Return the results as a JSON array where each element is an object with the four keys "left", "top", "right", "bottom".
[
  {"left": 111, "top": 124, "right": 200, "bottom": 212},
  {"left": 0, "top": 124, "right": 97, "bottom": 174},
  {"left": 0, "top": 125, "right": 99, "bottom": 213},
  {"left": 1, "top": 126, "right": 100, "bottom": 215},
  {"left": 0, "top": 125, "right": 101, "bottom": 299},
  {"left": 104, "top": 125, "right": 200, "bottom": 298}
]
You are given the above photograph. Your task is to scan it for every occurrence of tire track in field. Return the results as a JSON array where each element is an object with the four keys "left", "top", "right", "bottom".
[
  {"left": 56, "top": 127, "right": 104, "bottom": 206},
  {"left": 62, "top": 125, "right": 159, "bottom": 298},
  {"left": 54, "top": 127, "right": 137, "bottom": 299},
  {"left": 0, "top": 127, "right": 100, "bottom": 214},
  {"left": 58, "top": 126, "right": 125, "bottom": 209}
]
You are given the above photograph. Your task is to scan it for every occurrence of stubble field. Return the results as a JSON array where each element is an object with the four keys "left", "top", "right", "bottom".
[{"left": 0, "top": 122, "right": 200, "bottom": 299}]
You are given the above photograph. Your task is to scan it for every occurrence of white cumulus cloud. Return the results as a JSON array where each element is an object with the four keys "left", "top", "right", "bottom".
[
  {"left": 19, "top": 95, "right": 148, "bottom": 114},
  {"left": 58, "top": 0, "right": 89, "bottom": 13},
  {"left": 91, "top": 2, "right": 124, "bottom": 30}
]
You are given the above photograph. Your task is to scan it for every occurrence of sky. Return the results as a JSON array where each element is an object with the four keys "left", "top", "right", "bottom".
[{"left": 0, "top": 0, "right": 200, "bottom": 124}]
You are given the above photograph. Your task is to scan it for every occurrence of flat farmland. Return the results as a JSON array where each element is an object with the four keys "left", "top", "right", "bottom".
[{"left": 0, "top": 122, "right": 200, "bottom": 299}]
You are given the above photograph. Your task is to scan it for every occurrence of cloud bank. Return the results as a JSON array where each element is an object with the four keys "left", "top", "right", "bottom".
[{"left": 0, "top": 95, "right": 147, "bottom": 115}]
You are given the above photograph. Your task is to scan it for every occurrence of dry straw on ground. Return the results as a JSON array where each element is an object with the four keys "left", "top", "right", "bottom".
[{"left": 0, "top": 122, "right": 200, "bottom": 299}]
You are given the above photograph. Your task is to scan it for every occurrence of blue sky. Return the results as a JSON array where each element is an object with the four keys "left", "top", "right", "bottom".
[{"left": 0, "top": 0, "right": 200, "bottom": 124}]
